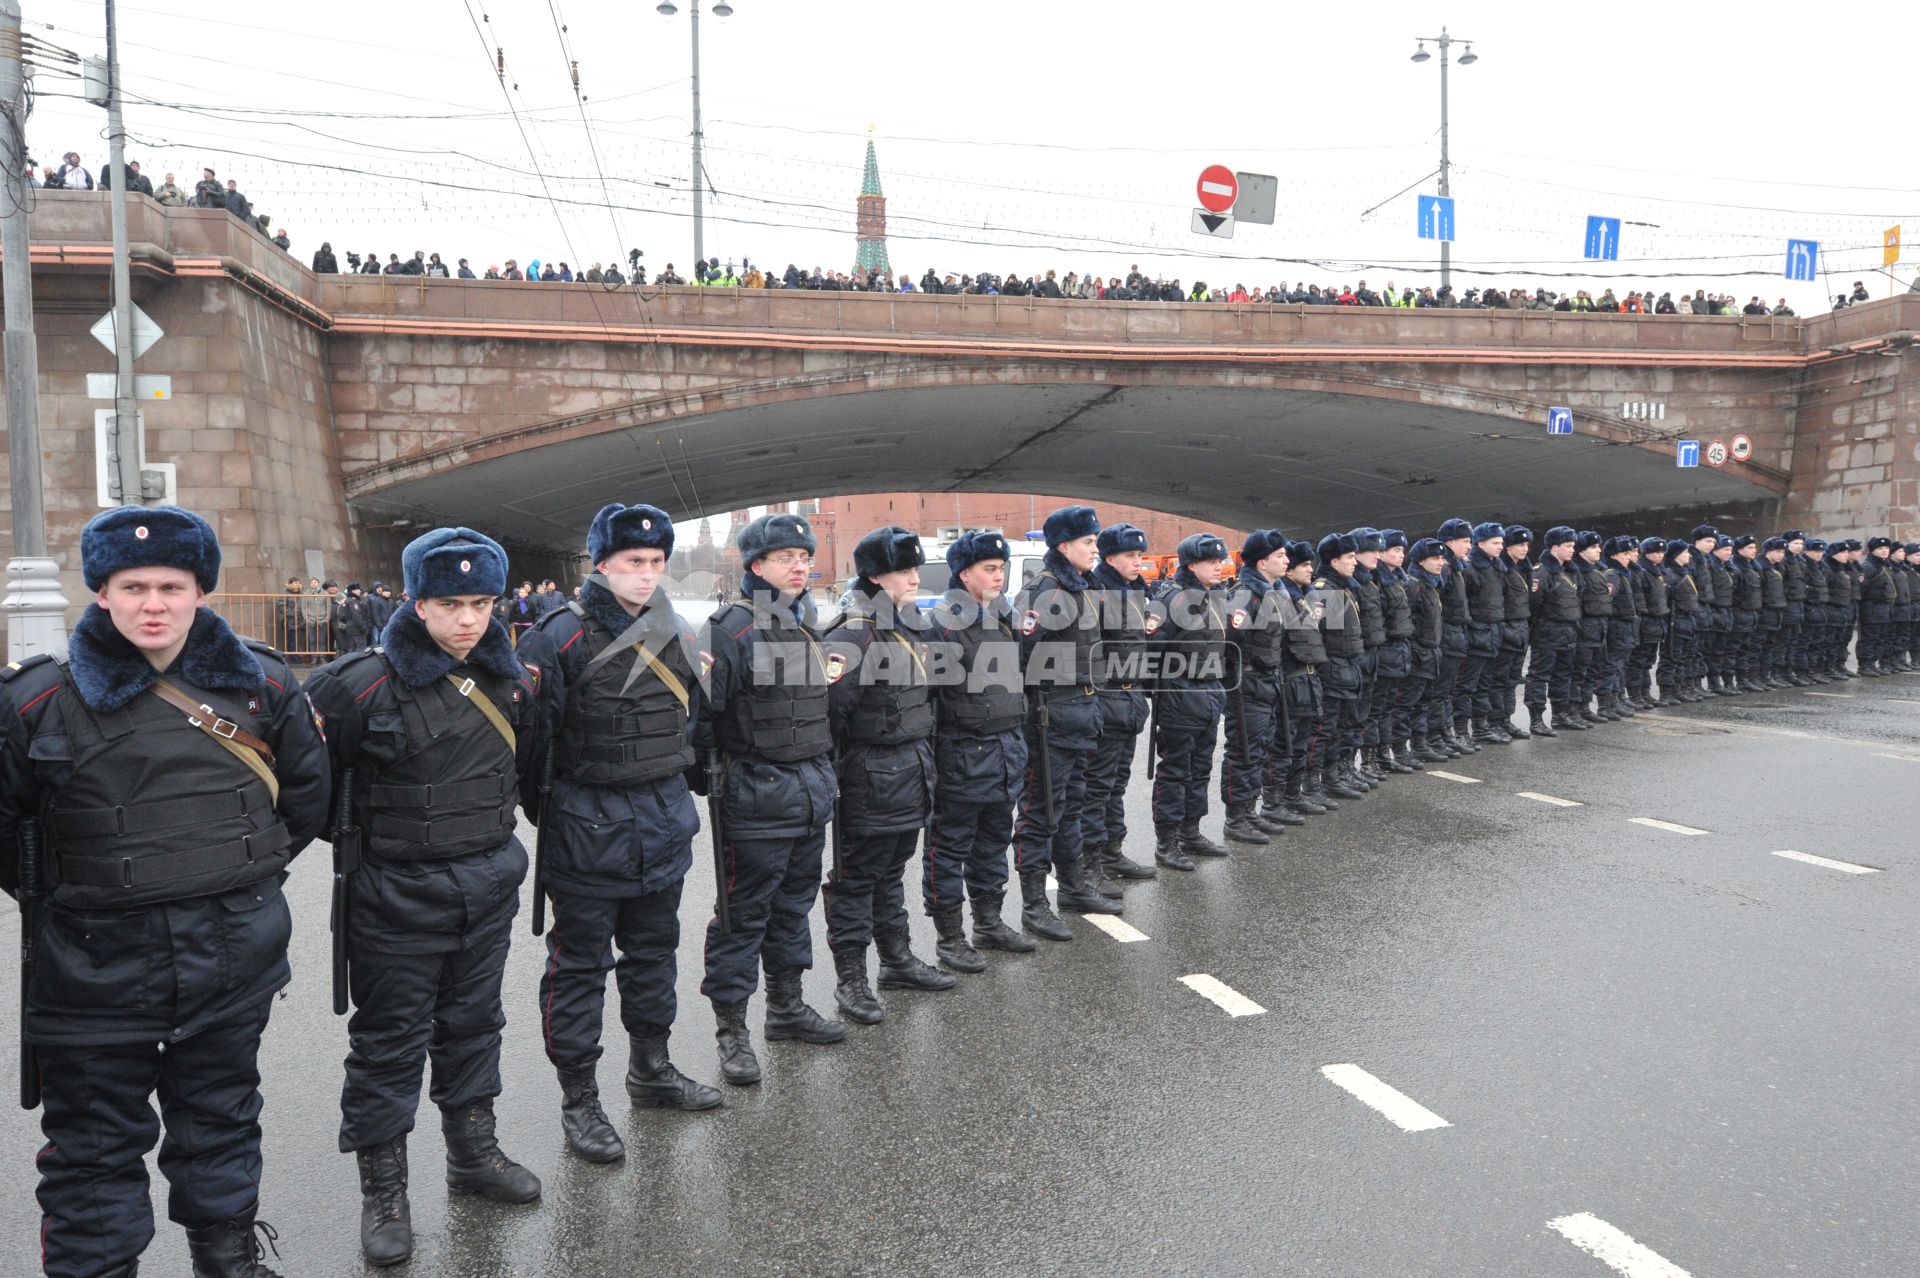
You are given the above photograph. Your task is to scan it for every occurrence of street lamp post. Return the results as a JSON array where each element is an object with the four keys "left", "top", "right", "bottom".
[
  {"left": 656, "top": 1, "right": 733, "bottom": 274},
  {"left": 1410, "top": 27, "right": 1476, "bottom": 293}
]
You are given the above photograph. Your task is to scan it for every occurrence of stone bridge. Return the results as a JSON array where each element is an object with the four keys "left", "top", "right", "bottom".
[{"left": 3, "top": 194, "right": 1915, "bottom": 593}]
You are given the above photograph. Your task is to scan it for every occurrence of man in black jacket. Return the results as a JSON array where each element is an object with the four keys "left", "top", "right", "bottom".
[
  {"left": 1627, "top": 538, "right": 1671, "bottom": 707},
  {"left": 1525, "top": 526, "right": 1582, "bottom": 733},
  {"left": 1221, "top": 530, "right": 1289, "bottom": 844},
  {"left": 1082, "top": 523, "right": 1157, "bottom": 886},
  {"left": 1462, "top": 522, "right": 1510, "bottom": 743},
  {"left": 1148, "top": 533, "right": 1234, "bottom": 866},
  {"left": 1497, "top": 526, "right": 1534, "bottom": 737}
]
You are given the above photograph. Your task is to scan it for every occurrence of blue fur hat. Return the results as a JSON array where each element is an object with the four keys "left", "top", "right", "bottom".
[
  {"left": 1604, "top": 535, "right": 1637, "bottom": 557},
  {"left": 1242, "top": 529, "right": 1286, "bottom": 563},
  {"left": 1472, "top": 520, "right": 1506, "bottom": 543},
  {"left": 1543, "top": 525, "right": 1577, "bottom": 548},
  {"left": 1762, "top": 536, "right": 1786, "bottom": 552},
  {"left": 1665, "top": 539, "right": 1690, "bottom": 558},
  {"left": 1316, "top": 532, "right": 1358, "bottom": 563},
  {"left": 1805, "top": 538, "right": 1827, "bottom": 551},
  {"left": 947, "top": 530, "right": 1011, "bottom": 575},
  {"left": 1177, "top": 532, "right": 1229, "bottom": 566},
  {"left": 1503, "top": 524, "right": 1532, "bottom": 545},
  {"left": 736, "top": 512, "right": 817, "bottom": 563},
  {"left": 1639, "top": 537, "right": 1668, "bottom": 556},
  {"left": 1409, "top": 537, "right": 1445, "bottom": 562},
  {"left": 81, "top": 504, "right": 221, "bottom": 592},
  {"left": 1348, "top": 526, "right": 1385, "bottom": 553},
  {"left": 1286, "top": 539, "right": 1315, "bottom": 565},
  {"left": 1097, "top": 522, "right": 1149, "bottom": 556},
  {"left": 402, "top": 526, "right": 508, "bottom": 599},
  {"left": 1734, "top": 533, "right": 1758, "bottom": 551},
  {"left": 1782, "top": 529, "right": 1806, "bottom": 543},
  {"left": 1575, "top": 530, "right": 1604, "bottom": 552},
  {"left": 853, "top": 525, "right": 925, "bottom": 578},
  {"left": 1043, "top": 504, "right": 1100, "bottom": 548},
  {"left": 1381, "top": 528, "right": 1408, "bottom": 550},
  {"left": 1436, "top": 517, "right": 1473, "bottom": 542},
  {"left": 1690, "top": 524, "right": 1719, "bottom": 541},
  {"left": 587, "top": 502, "right": 674, "bottom": 564}
]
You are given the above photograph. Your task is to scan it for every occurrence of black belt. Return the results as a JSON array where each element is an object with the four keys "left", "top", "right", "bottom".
[
  {"left": 370, "top": 806, "right": 516, "bottom": 849},
  {"left": 56, "top": 823, "right": 290, "bottom": 889},
  {"left": 48, "top": 779, "right": 270, "bottom": 840},
  {"left": 576, "top": 740, "right": 695, "bottom": 766},
  {"left": 1043, "top": 684, "right": 1096, "bottom": 703},
  {"left": 366, "top": 774, "right": 513, "bottom": 808}
]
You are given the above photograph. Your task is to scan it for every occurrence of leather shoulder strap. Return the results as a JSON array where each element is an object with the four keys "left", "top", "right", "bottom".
[
  {"left": 148, "top": 679, "right": 281, "bottom": 805},
  {"left": 444, "top": 673, "right": 517, "bottom": 753}
]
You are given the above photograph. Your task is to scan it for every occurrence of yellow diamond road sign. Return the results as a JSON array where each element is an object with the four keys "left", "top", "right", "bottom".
[{"left": 1885, "top": 225, "right": 1901, "bottom": 267}]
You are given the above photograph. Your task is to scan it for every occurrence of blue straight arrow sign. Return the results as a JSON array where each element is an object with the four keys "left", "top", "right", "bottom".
[
  {"left": 1784, "top": 240, "right": 1819, "bottom": 282},
  {"left": 1547, "top": 406, "right": 1573, "bottom": 435},
  {"left": 1676, "top": 440, "right": 1700, "bottom": 468},
  {"left": 1584, "top": 216, "right": 1621, "bottom": 261},
  {"left": 1417, "top": 194, "right": 1455, "bottom": 242}
]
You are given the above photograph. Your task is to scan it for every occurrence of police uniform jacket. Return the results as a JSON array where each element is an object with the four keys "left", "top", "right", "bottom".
[
  {"left": 925, "top": 588, "right": 1028, "bottom": 809},
  {"left": 1350, "top": 566, "right": 1387, "bottom": 651},
  {"left": 1664, "top": 563, "right": 1702, "bottom": 634},
  {"left": 1761, "top": 560, "right": 1789, "bottom": 614},
  {"left": 1500, "top": 555, "right": 1533, "bottom": 647},
  {"left": 305, "top": 606, "right": 540, "bottom": 956},
  {"left": 1149, "top": 567, "right": 1229, "bottom": 728},
  {"left": 1782, "top": 553, "right": 1809, "bottom": 620},
  {"left": 1015, "top": 551, "right": 1104, "bottom": 749},
  {"left": 1576, "top": 560, "right": 1613, "bottom": 635},
  {"left": 1375, "top": 565, "right": 1416, "bottom": 679},
  {"left": 1311, "top": 566, "right": 1367, "bottom": 698},
  {"left": 1090, "top": 561, "right": 1151, "bottom": 738},
  {"left": 1604, "top": 562, "right": 1640, "bottom": 644},
  {"left": 824, "top": 584, "right": 937, "bottom": 835},
  {"left": 1464, "top": 548, "right": 1506, "bottom": 657},
  {"left": 1859, "top": 556, "right": 1896, "bottom": 623},
  {"left": 1279, "top": 577, "right": 1329, "bottom": 674},
  {"left": 695, "top": 571, "right": 838, "bottom": 840},
  {"left": 1532, "top": 558, "right": 1582, "bottom": 642},
  {"left": 1, "top": 606, "right": 328, "bottom": 1046},
  {"left": 1634, "top": 563, "right": 1670, "bottom": 638},
  {"left": 1890, "top": 560, "right": 1915, "bottom": 621},
  {"left": 1226, "top": 565, "right": 1286, "bottom": 690},
  {"left": 1731, "top": 557, "right": 1764, "bottom": 616},
  {"left": 513, "top": 579, "right": 702, "bottom": 898},
  {"left": 1439, "top": 553, "right": 1471, "bottom": 654}
]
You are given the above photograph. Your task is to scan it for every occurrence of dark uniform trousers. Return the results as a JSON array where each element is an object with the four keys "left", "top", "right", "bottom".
[
  {"left": 1375, "top": 639, "right": 1415, "bottom": 744},
  {"left": 1222, "top": 671, "right": 1278, "bottom": 809},
  {"left": 1406, "top": 645, "right": 1441, "bottom": 735},
  {"left": 1012, "top": 721, "right": 1092, "bottom": 874},
  {"left": 1082, "top": 688, "right": 1147, "bottom": 849},
  {"left": 1782, "top": 605, "right": 1806, "bottom": 675},
  {"left": 541, "top": 881, "right": 683, "bottom": 1068},
  {"left": 1279, "top": 672, "right": 1322, "bottom": 786},
  {"left": 1758, "top": 610, "right": 1784, "bottom": 677},
  {"left": 1605, "top": 619, "right": 1640, "bottom": 695},
  {"left": 1628, "top": 620, "right": 1667, "bottom": 697},
  {"left": 1574, "top": 617, "right": 1607, "bottom": 701},
  {"left": 701, "top": 827, "right": 827, "bottom": 1005},
  {"left": 1437, "top": 624, "right": 1468, "bottom": 723},
  {"left": 1463, "top": 623, "right": 1501, "bottom": 719},
  {"left": 1526, "top": 620, "right": 1577, "bottom": 711},
  {"left": 1151, "top": 685, "right": 1224, "bottom": 829},
  {"left": 1344, "top": 651, "right": 1377, "bottom": 755},
  {"left": 1731, "top": 609, "right": 1760, "bottom": 677},
  {"left": 824, "top": 828, "right": 923, "bottom": 950},
  {"left": 924, "top": 731, "right": 1026, "bottom": 911},
  {"left": 1495, "top": 625, "right": 1529, "bottom": 722}
]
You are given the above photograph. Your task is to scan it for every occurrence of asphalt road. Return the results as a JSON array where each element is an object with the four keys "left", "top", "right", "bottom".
[{"left": 3, "top": 677, "right": 1918, "bottom": 1276}]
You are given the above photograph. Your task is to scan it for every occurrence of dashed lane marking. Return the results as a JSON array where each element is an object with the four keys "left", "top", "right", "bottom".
[
  {"left": 1178, "top": 974, "right": 1266, "bottom": 1018},
  {"left": 1629, "top": 817, "right": 1709, "bottom": 836},
  {"left": 1872, "top": 752, "right": 1920, "bottom": 763},
  {"left": 1804, "top": 690, "right": 1855, "bottom": 698},
  {"left": 1081, "top": 914, "right": 1151, "bottom": 942},
  {"left": 1516, "top": 791, "right": 1584, "bottom": 807},
  {"left": 1427, "top": 770, "right": 1482, "bottom": 784},
  {"left": 1319, "top": 1063, "right": 1451, "bottom": 1132},
  {"left": 1547, "top": 1213, "right": 1694, "bottom": 1278},
  {"left": 1772, "top": 849, "right": 1880, "bottom": 875}
]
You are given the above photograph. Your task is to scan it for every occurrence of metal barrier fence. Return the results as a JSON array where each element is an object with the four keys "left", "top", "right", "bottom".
[{"left": 206, "top": 593, "right": 339, "bottom": 664}]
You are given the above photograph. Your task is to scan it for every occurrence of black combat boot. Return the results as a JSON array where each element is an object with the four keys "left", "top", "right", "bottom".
[
  {"left": 1382, "top": 743, "right": 1416, "bottom": 773},
  {"left": 1592, "top": 694, "right": 1618, "bottom": 721},
  {"left": 1155, "top": 826, "right": 1194, "bottom": 871},
  {"left": 1258, "top": 790, "right": 1304, "bottom": 828},
  {"left": 711, "top": 998, "right": 762, "bottom": 1085},
  {"left": 876, "top": 926, "right": 957, "bottom": 990},
  {"left": 1353, "top": 747, "right": 1382, "bottom": 784},
  {"left": 1286, "top": 775, "right": 1327, "bottom": 816},
  {"left": 1413, "top": 732, "right": 1449, "bottom": 763},
  {"left": 556, "top": 1065, "right": 624, "bottom": 1163},
  {"left": 1105, "top": 835, "right": 1158, "bottom": 880},
  {"left": 1454, "top": 717, "right": 1482, "bottom": 753},
  {"left": 1399, "top": 737, "right": 1427, "bottom": 769},
  {"left": 98, "top": 1264, "right": 140, "bottom": 1278},
  {"left": 1081, "top": 842, "right": 1124, "bottom": 900},
  {"left": 443, "top": 1100, "right": 540, "bottom": 1203},
  {"left": 356, "top": 1138, "right": 411, "bottom": 1268},
  {"left": 1179, "top": 821, "right": 1230, "bottom": 858},
  {"left": 1486, "top": 713, "right": 1514, "bottom": 742},
  {"left": 764, "top": 969, "right": 846, "bottom": 1046},
  {"left": 970, "top": 890, "right": 1036, "bottom": 952},
  {"left": 1552, "top": 701, "right": 1588, "bottom": 730},
  {"left": 1019, "top": 870, "right": 1073, "bottom": 940},
  {"left": 1222, "top": 806, "right": 1271, "bottom": 844},
  {"left": 1055, "top": 858, "right": 1125, "bottom": 913},
  {"left": 626, "top": 1034, "right": 723, "bottom": 1111},
  {"left": 931, "top": 905, "right": 988, "bottom": 973},
  {"left": 185, "top": 1201, "right": 284, "bottom": 1278},
  {"left": 1306, "top": 767, "right": 1340, "bottom": 809},
  {"left": 1324, "top": 762, "right": 1366, "bottom": 801},
  {"left": 831, "top": 945, "right": 885, "bottom": 1023},
  {"left": 1614, "top": 690, "right": 1638, "bottom": 716},
  {"left": 1528, "top": 709, "right": 1557, "bottom": 737}
]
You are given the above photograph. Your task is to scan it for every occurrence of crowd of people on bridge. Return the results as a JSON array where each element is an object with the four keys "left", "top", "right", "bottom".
[
  {"left": 30, "top": 148, "right": 298, "bottom": 253},
  {"left": 3, "top": 495, "right": 1914, "bottom": 1275}
]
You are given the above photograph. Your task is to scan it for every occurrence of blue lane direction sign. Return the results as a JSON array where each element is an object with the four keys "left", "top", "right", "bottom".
[
  {"left": 1676, "top": 440, "right": 1700, "bottom": 468},
  {"left": 1547, "top": 406, "right": 1574, "bottom": 435},
  {"left": 1417, "top": 194, "right": 1455, "bottom": 242},
  {"left": 1784, "top": 240, "right": 1819, "bottom": 282},
  {"left": 1584, "top": 216, "right": 1622, "bottom": 261}
]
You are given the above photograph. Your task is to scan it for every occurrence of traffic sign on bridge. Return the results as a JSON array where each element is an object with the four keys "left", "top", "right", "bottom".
[
  {"left": 1584, "top": 215, "right": 1621, "bottom": 261},
  {"left": 1676, "top": 440, "right": 1700, "bottom": 468},
  {"left": 1705, "top": 439, "right": 1729, "bottom": 467},
  {"left": 1547, "top": 406, "right": 1573, "bottom": 435},
  {"left": 1191, "top": 209, "right": 1234, "bottom": 239},
  {"left": 1784, "top": 240, "right": 1819, "bottom": 282},
  {"left": 1730, "top": 434, "right": 1753, "bottom": 462},
  {"left": 1196, "top": 166, "right": 1237, "bottom": 214},
  {"left": 1417, "top": 195, "right": 1455, "bottom": 242}
]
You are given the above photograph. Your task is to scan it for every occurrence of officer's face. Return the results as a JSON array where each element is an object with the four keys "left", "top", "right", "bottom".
[
  {"left": 1694, "top": 538, "right": 1716, "bottom": 554},
  {"left": 1104, "top": 550, "right": 1145, "bottom": 581},
  {"left": 1329, "top": 553, "right": 1357, "bottom": 578},
  {"left": 1767, "top": 549, "right": 1785, "bottom": 564},
  {"left": 1382, "top": 547, "right": 1405, "bottom": 568},
  {"left": 598, "top": 547, "right": 667, "bottom": 609},
  {"left": 1189, "top": 558, "right": 1227, "bottom": 586},
  {"left": 1504, "top": 544, "right": 1528, "bottom": 562},
  {"left": 99, "top": 567, "right": 204, "bottom": 667},
  {"left": 1714, "top": 547, "right": 1733, "bottom": 561},
  {"left": 1477, "top": 537, "right": 1504, "bottom": 557},
  {"left": 1579, "top": 545, "right": 1602, "bottom": 563},
  {"left": 871, "top": 566, "right": 920, "bottom": 607},
  {"left": 1874, "top": 546, "right": 1891, "bottom": 560},
  {"left": 1288, "top": 561, "right": 1314, "bottom": 585},
  {"left": 1419, "top": 555, "right": 1446, "bottom": 574},
  {"left": 1645, "top": 552, "right": 1665, "bottom": 567},
  {"left": 1739, "top": 546, "right": 1758, "bottom": 560},
  {"left": 1356, "top": 550, "right": 1379, "bottom": 570},
  {"left": 1788, "top": 539, "right": 1805, "bottom": 555},
  {"left": 753, "top": 549, "right": 812, "bottom": 596},
  {"left": 1060, "top": 534, "right": 1100, "bottom": 573},
  {"left": 415, "top": 594, "right": 495, "bottom": 659},
  {"left": 958, "top": 559, "right": 1006, "bottom": 601},
  {"left": 1550, "top": 543, "right": 1574, "bottom": 563},
  {"left": 1259, "top": 550, "right": 1290, "bottom": 579},
  {"left": 1444, "top": 538, "right": 1470, "bottom": 559}
]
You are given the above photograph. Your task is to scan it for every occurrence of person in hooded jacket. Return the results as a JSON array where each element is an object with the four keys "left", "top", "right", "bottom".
[
  {"left": 303, "top": 527, "right": 546, "bottom": 1267},
  {"left": 921, "top": 532, "right": 1035, "bottom": 973},
  {"left": 1147, "top": 533, "right": 1234, "bottom": 868},
  {"left": 693, "top": 513, "right": 846, "bottom": 1086},
  {"left": 0, "top": 505, "right": 329, "bottom": 1278},
  {"left": 1011, "top": 506, "right": 1118, "bottom": 937},
  {"left": 512, "top": 504, "right": 720, "bottom": 1173},
  {"left": 819, "top": 527, "right": 949, "bottom": 1026},
  {"left": 1081, "top": 523, "right": 1158, "bottom": 886},
  {"left": 1220, "top": 531, "right": 1290, "bottom": 844}
]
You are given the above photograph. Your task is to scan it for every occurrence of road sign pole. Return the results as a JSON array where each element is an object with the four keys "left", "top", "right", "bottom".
[
  {"left": 0, "top": 0, "right": 70, "bottom": 659},
  {"left": 104, "top": 0, "right": 143, "bottom": 506},
  {"left": 1437, "top": 33, "right": 1450, "bottom": 292}
]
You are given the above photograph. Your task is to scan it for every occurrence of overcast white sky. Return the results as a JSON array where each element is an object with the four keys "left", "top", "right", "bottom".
[{"left": 21, "top": 0, "right": 1917, "bottom": 312}]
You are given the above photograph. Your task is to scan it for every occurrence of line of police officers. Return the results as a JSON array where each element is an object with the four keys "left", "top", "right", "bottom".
[{"left": 4, "top": 502, "right": 1913, "bottom": 1276}]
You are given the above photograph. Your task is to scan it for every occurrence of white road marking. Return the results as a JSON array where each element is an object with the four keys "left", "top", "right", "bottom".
[
  {"left": 1427, "top": 770, "right": 1482, "bottom": 784},
  {"left": 1178, "top": 974, "right": 1265, "bottom": 1018},
  {"left": 1319, "top": 1063, "right": 1451, "bottom": 1132},
  {"left": 1629, "top": 817, "right": 1709, "bottom": 836},
  {"left": 1872, "top": 752, "right": 1920, "bottom": 763},
  {"left": 1547, "top": 1213, "right": 1694, "bottom": 1278},
  {"left": 1803, "top": 690, "right": 1854, "bottom": 698},
  {"left": 1082, "top": 914, "right": 1151, "bottom": 942},
  {"left": 1772, "top": 849, "right": 1880, "bottom": 875},
  {"left": 1517, "top": 790, "right": 1583, "bottom": 807}
]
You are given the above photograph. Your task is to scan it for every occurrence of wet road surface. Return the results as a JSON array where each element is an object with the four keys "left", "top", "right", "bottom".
[{"left": 3, "top": 677, "right": 1917, "bottom": 1276}]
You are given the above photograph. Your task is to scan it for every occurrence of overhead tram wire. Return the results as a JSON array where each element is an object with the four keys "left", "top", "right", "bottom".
[{"left": 541, "top": 0, "right": 629, "bottom": 261}]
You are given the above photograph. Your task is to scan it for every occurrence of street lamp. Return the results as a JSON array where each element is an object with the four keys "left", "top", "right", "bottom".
[
  {"left": 1410, "top": 27, "right": 1476, "bottom": 292},
  {"left": 656, "top": 2, "right": 733, "bottom": 272}
]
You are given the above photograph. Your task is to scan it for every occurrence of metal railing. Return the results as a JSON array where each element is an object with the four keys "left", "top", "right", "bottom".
[{"left": 205, "top": 592, "right": 340, "bottom": 664}]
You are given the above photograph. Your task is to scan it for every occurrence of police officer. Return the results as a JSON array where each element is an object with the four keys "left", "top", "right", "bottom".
[
  {"left": 1012, "top": 506, "right": 1118, "bottom": 929},
  {"left": 1690, "top": 526, "right": 1730, "bottom": 694},
  {"left": 1221, "top": 531, "right": 1289, "bottom": 842},
  {"left": 695, "top": 512, "right": 846, "bottom": 1082},
  {"left": 1780, "top": 530, "right": 1812, "bottom": 684},
  {"left": 1498, "top": 526, "right": 1534, "bottom": 739},
  {"left": 1892, "top": 543, "right": 1919, "bottom": 671},
  {"left": 1627, "top": 537, "right": 1670, "bottom": 708},
  {"left": 1803, "top": 537, "right": 1834, "bottom": 681},
  {"left": 305, "top": 527, "right": 544, "bottom": 1267},
  {"left": 1661, "top": 540, "right": 1704, "bottom": 703},
  {"left": 1729, "top": 534, "right": 1764, "bottom": 689},
  {"left": 922, "top": 531, "right": 1034, "bottom": 971},
  {"left": 1405, "top": 538, "right": 1453, "bottom": 753},
  {"left": 821, "top": 526, "right": 949, "bottom": 1024},
  {"left": 1310, "top": 533, "right": 1370, "bottom": 800},
  {"left": 1, "top": 506, "right": 328, "bottom": 1278},
  {"left": 335, "top": 582, "right": 377, "bottom": 654},
  {"left": 1149, "top": 533, "right": 1233, "bottom": 865},
  {"left": 1858, "top": 537, "right": 1897, "bottom": 675},
  {"left": 1345, "top": 528, "right": 1388, "bottom": 785},
  {"left": 1707, "top": 535, "right": 1739, "bottom": 693},
  {"left": 1571, "top": 531, "right": 1612, "bottom": 722},
  {"left": 1082, "top": 523, "right": 1157, "bottom": 884},
  {"left": 1433, "top": 518, "right": 1479, "bottom": 755},
  {"left": 1463, "top": 521, "right": 1511, "bottom": 743},
  {"left": 1375, "top": 529, "right": 1424, "bottom": 768},
  {"left": 513, "top": 504, "right": 719, "bottom": 1171},
  {"left": 1276, "top": 542, "right": 1336, "bottom": 816},
  {"left": 1758, "top": 537, "right": 1790, "bottom": 687},
  {"left": 1525, "top": 526, "right": 1581, "bottom": 734},
  {"left": 1600, "top": 536, "right": 1641, "bottom": 719}
]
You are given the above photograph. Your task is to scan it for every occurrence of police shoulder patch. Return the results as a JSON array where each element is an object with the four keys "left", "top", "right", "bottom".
[
  {"left": 1313, "top": 578, "right": 1327, "bottom": 588},
  {"left": 1020, "top": 610, "right": 1039, "bottom": 636},
  {"left": 1143, "top": 612, "right": 1162, "bottom": 635},
  {"left": 826, "top": 652, "right": 847, "bottom": 683},
  {"left": 1230, "top": 608, "right": 1249, "bottom": 629}
]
